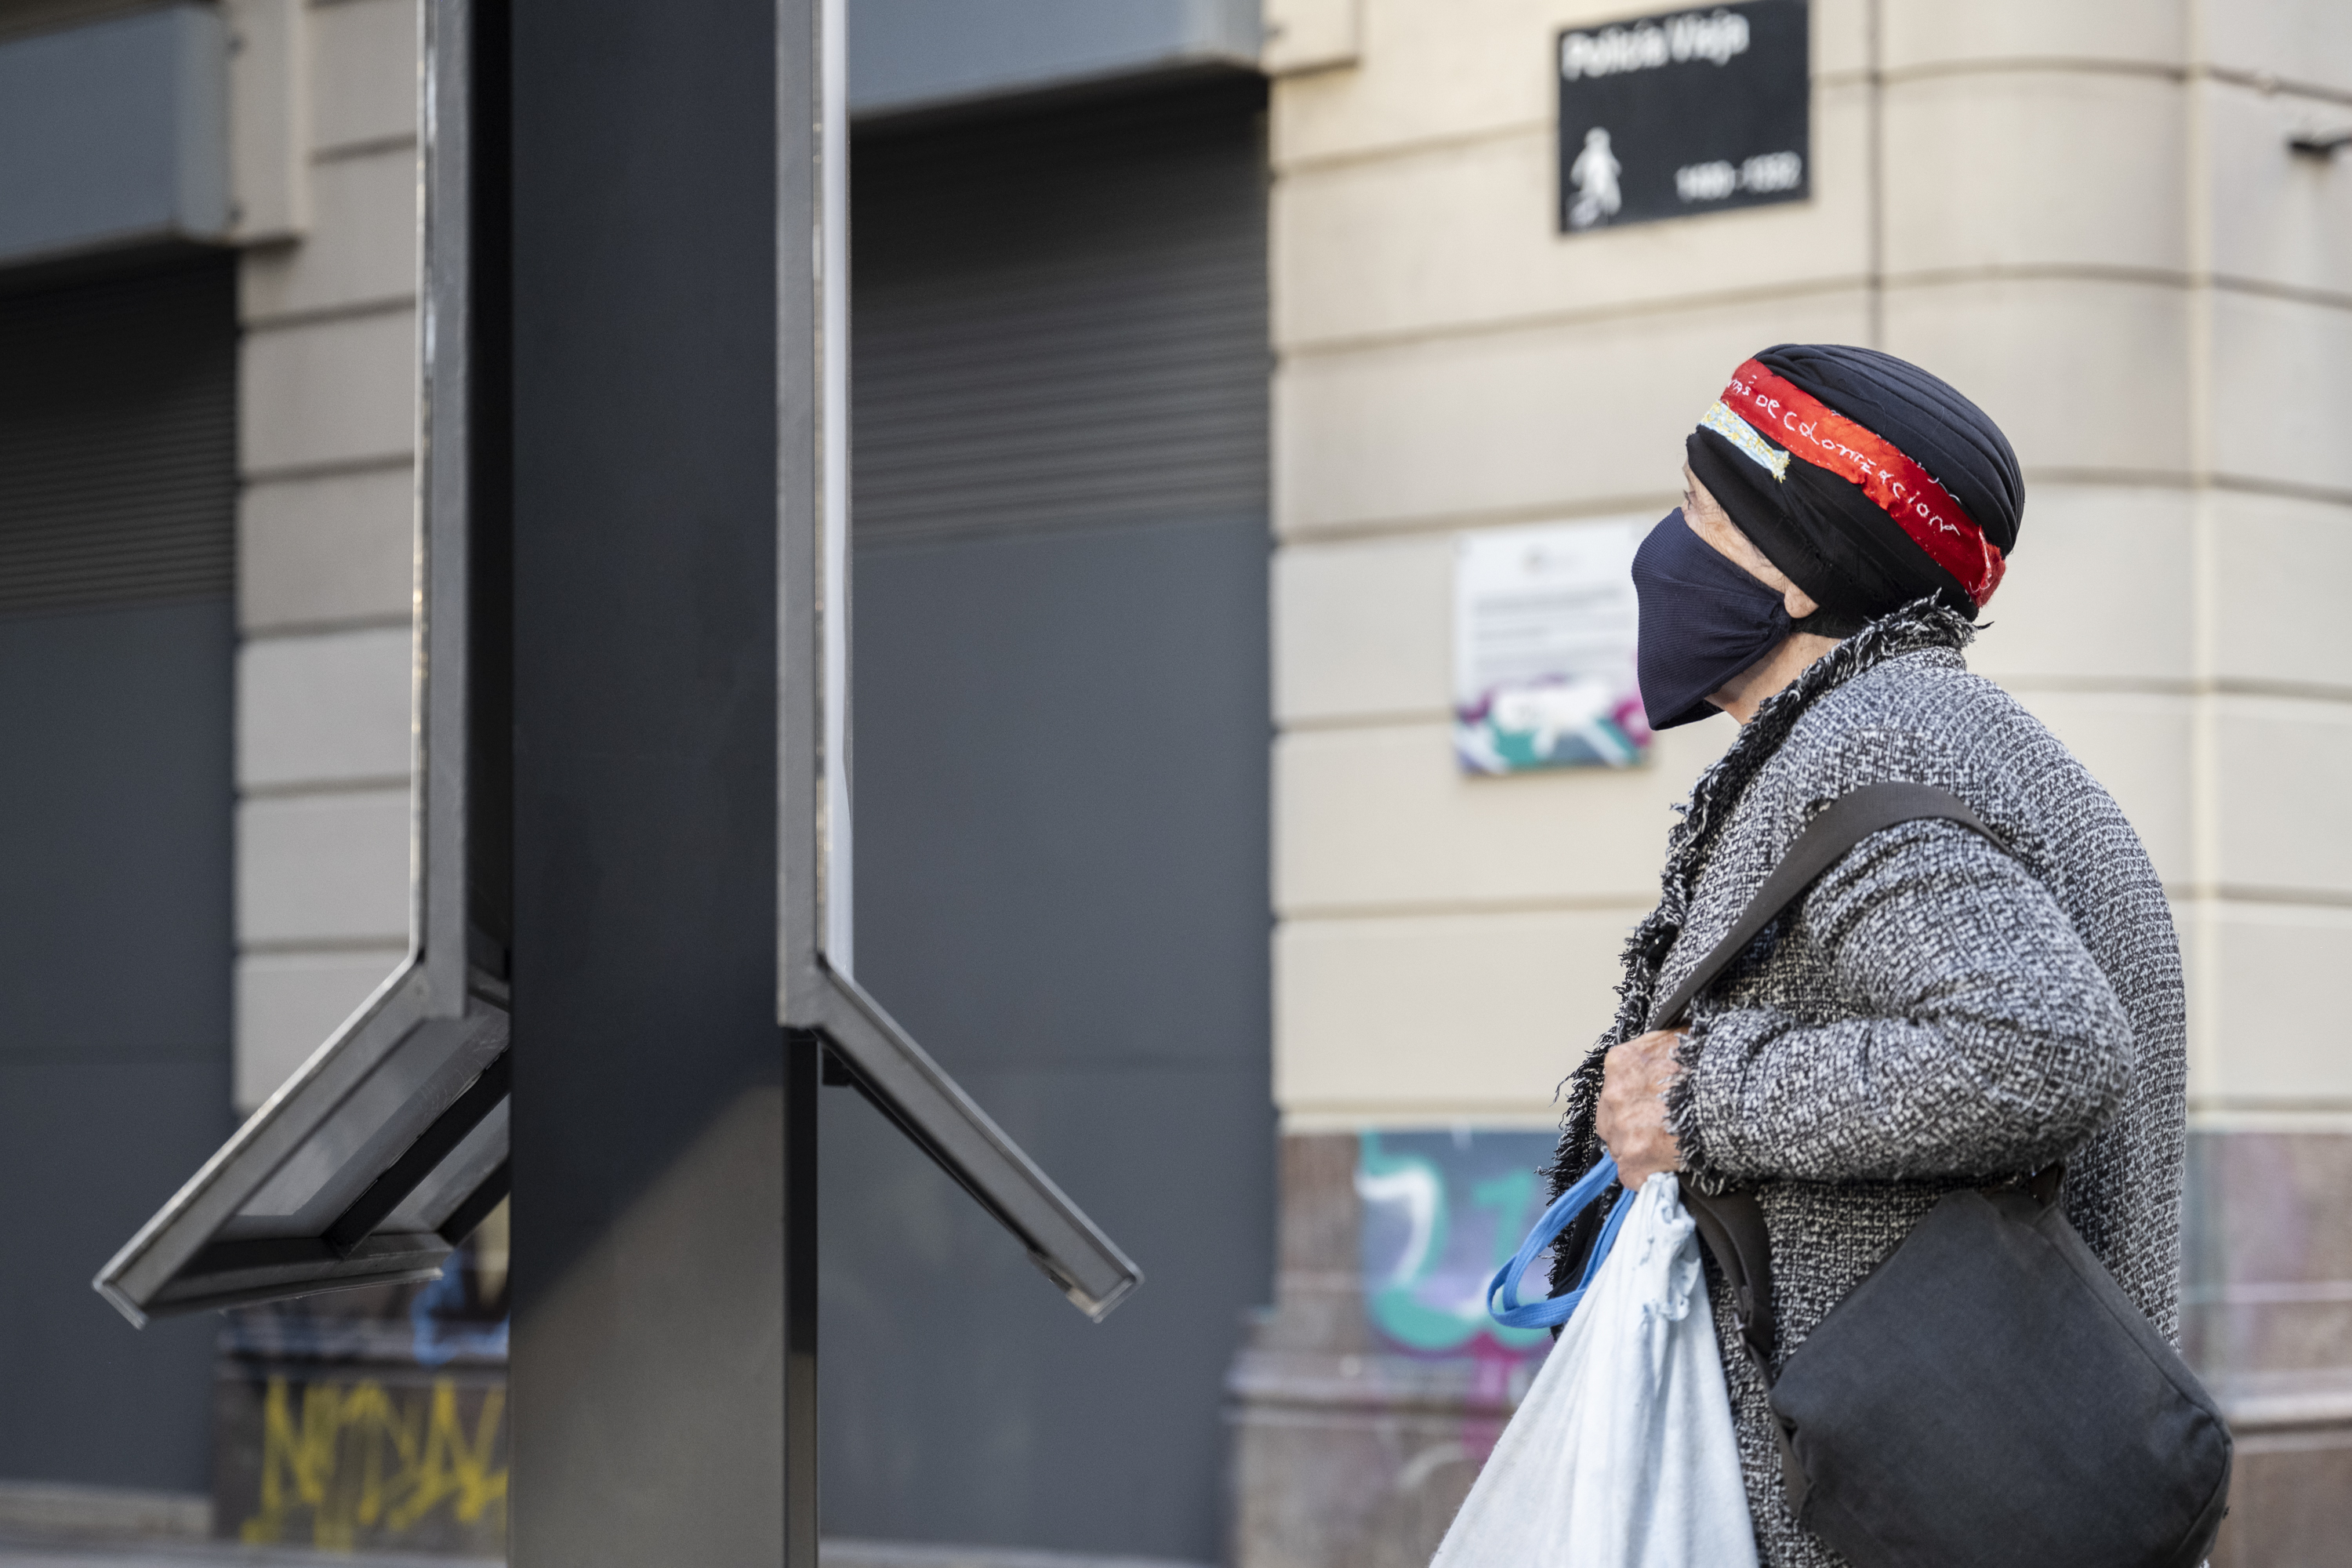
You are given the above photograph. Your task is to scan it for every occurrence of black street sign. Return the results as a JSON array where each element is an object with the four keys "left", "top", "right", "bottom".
[{"left": 1556, "top": 1, "right": 1809, "bottom": 234}]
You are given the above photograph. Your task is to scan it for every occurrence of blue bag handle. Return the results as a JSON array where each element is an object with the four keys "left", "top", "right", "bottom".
[{"left": 1486, "top": 1153, "right": 1632, "bottom": 1330}]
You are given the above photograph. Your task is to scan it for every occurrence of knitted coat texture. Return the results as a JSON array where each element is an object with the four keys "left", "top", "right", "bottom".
[{"left": 1541, "top": 601, "right": 2188, "bottom": 1568}]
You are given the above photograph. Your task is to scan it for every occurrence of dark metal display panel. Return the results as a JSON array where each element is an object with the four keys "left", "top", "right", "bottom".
[
  {"left": 509, "top": 0, "right": 1142, "bottom": 1551},
  {"left": 825, "top": 75, "right": 1272, "bottom": 1560},
  {"left": 505, "top": 0, "right": 793, "bottom": 1560},
  {"left": 0, "top": 260, "right": 237, "bottom": 1491}
]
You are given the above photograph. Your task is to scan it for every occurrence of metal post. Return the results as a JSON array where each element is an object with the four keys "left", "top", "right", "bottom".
[{"left": 506, "top": 0, "right": 810, "bottom": 1561}]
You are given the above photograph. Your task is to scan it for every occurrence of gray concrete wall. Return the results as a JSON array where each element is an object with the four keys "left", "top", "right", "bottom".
[
  {"left": 850, "top": 0, "right": 1258, "bottom": 117},
  {"left": 0, "top": 5, "right": 228, "bottom": 265}
]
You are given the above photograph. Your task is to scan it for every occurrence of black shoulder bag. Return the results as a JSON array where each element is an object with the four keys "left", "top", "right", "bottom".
[{"left": 1657, "top": 781, "right": 2232, "bottom": 1568}]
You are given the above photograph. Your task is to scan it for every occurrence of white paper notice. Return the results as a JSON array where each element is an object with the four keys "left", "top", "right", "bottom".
[{"left": 1453, "top": 519, "right": 1649, "bottom": 774}]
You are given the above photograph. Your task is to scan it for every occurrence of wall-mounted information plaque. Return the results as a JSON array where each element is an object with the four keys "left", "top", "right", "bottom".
[{"left": 1454, "top": 518, "right": 1650, "bottom": 775}]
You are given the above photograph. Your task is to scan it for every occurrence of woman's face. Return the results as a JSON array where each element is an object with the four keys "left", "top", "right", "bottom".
[{"left": 1679, "top": 461, "right": 1819, "bottom": 620}]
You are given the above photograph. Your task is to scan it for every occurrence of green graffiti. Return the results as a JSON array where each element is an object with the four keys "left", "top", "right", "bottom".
[{"left": 1359, "top": 1132, "right": 1548, "bottom": 1352}]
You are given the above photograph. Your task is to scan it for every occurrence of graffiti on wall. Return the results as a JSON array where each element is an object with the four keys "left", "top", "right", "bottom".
[
  {"left": 234, "top": 1374, "right": 507, "bottom": 1552},
  {"left": 1357, "top": 1129, "right": 1559, "bottom": 1356},
  {"left": 1351, "top": 1129, "right": 1565, "bottom": 1507},
  {"left": 411, "top": 1264, "right": 510, "bottom": 1367},
  {"left": 217, "top": 1206, "right": 512, "bottom": 1554}
]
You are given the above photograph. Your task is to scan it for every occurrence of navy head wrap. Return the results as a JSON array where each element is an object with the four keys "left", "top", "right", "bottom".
[{"left": 1685, "top": 343, "right": 2023, "bottom": 626}]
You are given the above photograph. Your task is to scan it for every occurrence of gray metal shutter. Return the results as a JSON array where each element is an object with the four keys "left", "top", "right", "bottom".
[
  {"left": 0, "top": 261, "right": 238, "bottom": 614},
  {"left": 0, "top": 256, "right": 237, "bottom": 1493},
  {"left": 831, "top": 74, "right": 1273, "bottom": 1560},
  {"left": 851, "top": 75, "right": 1269, "bottom": 546}
]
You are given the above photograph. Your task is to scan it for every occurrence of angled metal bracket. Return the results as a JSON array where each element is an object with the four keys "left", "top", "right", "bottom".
[
  {"left": 98, "top": 0, "right": 1136, "bottom": 1329},
  {"left": 776, "top": 0, "right": 1138, "bottom": 1319}
]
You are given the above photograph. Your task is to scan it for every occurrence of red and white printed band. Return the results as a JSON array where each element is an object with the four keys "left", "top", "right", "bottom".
[{"left": 1716, "top": 358, "right": 2006, "bottom": 607}]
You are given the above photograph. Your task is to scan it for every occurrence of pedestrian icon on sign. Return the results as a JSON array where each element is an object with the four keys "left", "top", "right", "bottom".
[{"left": 1567, "top": 127, "right": 1622, "bottom": 230}]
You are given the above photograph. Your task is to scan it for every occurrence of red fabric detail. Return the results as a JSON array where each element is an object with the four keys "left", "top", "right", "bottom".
[{"left": 1719, "top": 359, "right": 2006, "bottom": 606}]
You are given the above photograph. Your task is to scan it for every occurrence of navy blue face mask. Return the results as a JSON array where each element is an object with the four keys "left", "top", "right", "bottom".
[{"left": 1632, "top": 510, "right": 1793, "bottom": 730}]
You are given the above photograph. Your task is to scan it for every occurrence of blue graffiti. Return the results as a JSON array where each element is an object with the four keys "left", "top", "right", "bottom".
[{"left": 410, "top": 1267, "right": 509, "bottom": 1368}]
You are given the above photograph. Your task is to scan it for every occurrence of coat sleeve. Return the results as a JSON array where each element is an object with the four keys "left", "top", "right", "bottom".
[{"left": 1664, "top": 818, "right": 2136, "bottom": 1186}]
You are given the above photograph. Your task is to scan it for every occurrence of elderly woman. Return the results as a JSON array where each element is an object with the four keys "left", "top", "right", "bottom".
[{"left": 1543, "top": 343, "right": 2187, "bottom": 1566}]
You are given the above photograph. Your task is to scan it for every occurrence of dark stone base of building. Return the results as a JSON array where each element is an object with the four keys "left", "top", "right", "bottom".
[
  {"left": 2190, "top": 1130, "right": 2352, "bottom": 1566},
  {"left": 1229, "top": 1134, "right": 1533, "bottom": 1568},
  {"left": 1235, "top": 1128, "right": 2352, "bottom": 1568}
]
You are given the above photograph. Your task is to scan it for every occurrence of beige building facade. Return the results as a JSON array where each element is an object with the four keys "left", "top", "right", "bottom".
[
  {"left": 1243, "top": 1, "right": 2352, "bottom": 1563},
  {"left": 230, "top": 0, "right": 421, "bottom": 1117}
]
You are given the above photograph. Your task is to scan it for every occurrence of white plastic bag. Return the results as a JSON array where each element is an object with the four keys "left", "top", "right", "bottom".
[{"left": 1432, "top": 1174, "right": 1757, "bottom": 1568}]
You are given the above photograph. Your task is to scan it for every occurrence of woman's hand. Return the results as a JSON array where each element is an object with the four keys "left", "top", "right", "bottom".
[{"left": 1597, "top": 1029, "right": 1686, "bottom": 1189}]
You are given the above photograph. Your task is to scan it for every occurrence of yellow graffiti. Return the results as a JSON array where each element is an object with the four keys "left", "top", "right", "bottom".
[{"left": 241, "top": 1376, "right": 508, "bottom": 1550}]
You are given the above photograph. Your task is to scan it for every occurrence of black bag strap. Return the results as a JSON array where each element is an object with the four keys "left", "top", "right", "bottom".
[
  {"left": 1657, "top": 782, "right": 2003, "bottom": 1374},
  {"left": 1657, "top": 781, "right": 2007, "bottom": 1513},
  {"left": 1653, "top": 780, "right": 1999, "bottom": 1029}
]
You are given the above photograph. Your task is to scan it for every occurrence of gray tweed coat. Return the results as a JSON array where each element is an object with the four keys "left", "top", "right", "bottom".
[{"left": 1542, "top": 601, "right": 2187, "bottom": 1568}]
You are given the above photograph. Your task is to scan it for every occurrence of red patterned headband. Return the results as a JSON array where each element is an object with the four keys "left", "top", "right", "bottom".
[{"left": 1709, "top": 358, "right": 2006, "bottom": 607}]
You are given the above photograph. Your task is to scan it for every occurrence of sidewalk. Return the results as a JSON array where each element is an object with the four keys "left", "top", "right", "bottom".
[
  {"left": 0, "top": 1534, "right": 1214, "bottom": 1568},
  {"left": 0, "top": 1539, "right": 495, "bottom": 1568}
]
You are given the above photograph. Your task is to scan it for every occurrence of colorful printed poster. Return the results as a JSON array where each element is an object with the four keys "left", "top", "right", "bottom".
[{"left": 1453, "top": 518, "right": 1650, "bottom": 773}]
